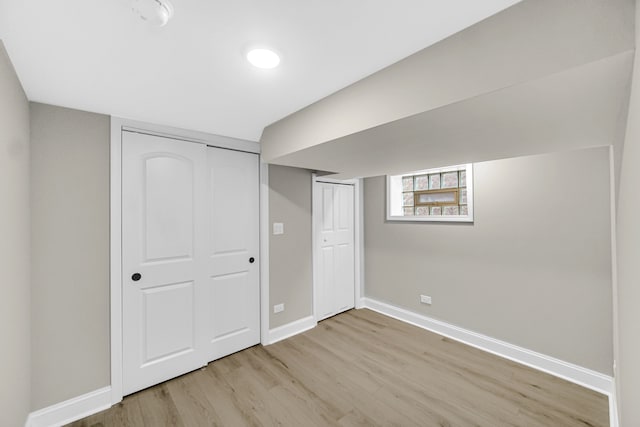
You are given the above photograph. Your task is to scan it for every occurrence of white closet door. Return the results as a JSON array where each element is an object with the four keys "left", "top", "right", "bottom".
[
  {"left": 204, "top": 147, "right": 260, "bottom": 361},
  {"left": 122, "top": 131, "right": 208, "bottom": 395},
  {"left": 315, "top": 182, "right": 355, "bottom": 321}
]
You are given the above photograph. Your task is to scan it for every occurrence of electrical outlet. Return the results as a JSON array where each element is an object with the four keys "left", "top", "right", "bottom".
[
  {"left": 273, "top": 303, "right": 285, "bottom": 313},
  {"left": 420, "top": 295, "right": 432, "bottom": 305}
]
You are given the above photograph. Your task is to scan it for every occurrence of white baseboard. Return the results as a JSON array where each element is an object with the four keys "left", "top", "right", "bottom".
[
  {"left": 267, "top": 315, "right": 316, "bottom": 345},
  {"left": 609, "top": 382, "right": 619, "bottom": 427},
  {"left": 362, "top": 297, "right": 613, "bottom": 395},
  {"left": 26, "top": 386, "right": 112, "bottom": 427}
]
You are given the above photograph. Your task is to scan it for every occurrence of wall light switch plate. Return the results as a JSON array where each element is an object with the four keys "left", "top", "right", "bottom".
[
  {"left": 420, "top": 295, "right": 432, "bottom": 305},
  {"left": 273, "top": 222, "right": 284, "bottom": 235},
  {"left": 273, "top": 303, "right": 285, "bottom": 313}
]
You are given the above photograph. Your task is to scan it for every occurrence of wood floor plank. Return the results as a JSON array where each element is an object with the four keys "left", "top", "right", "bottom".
[
  {"left": 66, "top": 411, "right": 104, "bottom": 427},
  {"left": 104, "top": 394, "right": 145, "bottom": 427},
  {"left": 248, "top": 347, "right": 345, "bottom": 425},
  {"left": 66, "top": 309, "right": 609, "bottom": 427},
  {"left": 197, "top": 361, "right": 261, "bottom": 427},
  {"left": 135, "top": 383, "right": 184, "bottom": 427},
  {"left": 164, "top": 369, "right": 225, "bottom": 426},
  {"left": 269, "top": 336, "right": 420, "bottom": 426}
]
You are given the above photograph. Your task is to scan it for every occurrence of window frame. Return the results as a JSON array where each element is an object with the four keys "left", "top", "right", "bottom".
[{"left": 386, "top": 163, "right": 474, "bottom": 223}]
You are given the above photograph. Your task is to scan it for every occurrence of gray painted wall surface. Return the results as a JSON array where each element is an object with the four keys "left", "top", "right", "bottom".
[
  {"left": 262, "top": 0, "right": 634, "bottom": 161},
  {"left": 30, "top": 103, "right": 110, "bottom": 410},
  {"left": 270, "top": 52, "right": 632, "bottom": 180},
  {"left": 364, "top": 148, "right": 613, "bottom": 374},
  {"left": 269, "top": 165, "right": 313, "bottom": 329},
  {"left": 616, "top": 1, "right": 640, "bottom": 423},
  {"left": 0, "top": 40, "right": 31, "bottom": 427}
]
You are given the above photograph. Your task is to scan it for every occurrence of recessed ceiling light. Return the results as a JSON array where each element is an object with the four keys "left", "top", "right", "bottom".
[
  {"left": 131, "top": 0, "right": 174, "bottom": 27},
  {"left": 246, "top": 48, "right": 281, "bottom": 69}
]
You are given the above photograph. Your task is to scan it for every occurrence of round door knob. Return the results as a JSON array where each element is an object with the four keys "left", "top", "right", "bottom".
[
  {"left": 249, "top": 257, "right": 255, "bottom": 264},
  {"left": 132, "top": 273, "right": 142, "bottom": 281}
]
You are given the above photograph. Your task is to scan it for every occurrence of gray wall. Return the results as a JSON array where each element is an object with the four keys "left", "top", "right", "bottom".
[
  {"left": 268, "top": 52, "right": 631, "bottom": 180},
  {"left": 268, "top": 165, "right": 313, "bottom": 329},
  {"left": 0, "top": 40, "right": 31, "bottom": 427},
  {"left": 364, "top": 147, "right": 613, "bottom": 374},
  {"left": 262, "top": 0, "right": 634, "bottom": 161},
  {"left": 616, "top": 0, "right": 640, "bottom": 423},
  {"left": 30, "top": 103, "right": 110, "bottom": 410}
]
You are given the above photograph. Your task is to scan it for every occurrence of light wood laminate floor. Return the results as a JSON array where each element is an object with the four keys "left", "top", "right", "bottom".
[{"left": 68, "top": 309, "right": 608, "bottom": 427}]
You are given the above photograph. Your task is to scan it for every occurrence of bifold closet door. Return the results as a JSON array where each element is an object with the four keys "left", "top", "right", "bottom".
[
  {"left": 315, "top": 182, "right": 355, "bottom": 321},
  {"left": 204, "top": 147, "right": 260, "bottom": 361},
  {"left": 122, "top": 131, "right": 208, "bottom": 395}
]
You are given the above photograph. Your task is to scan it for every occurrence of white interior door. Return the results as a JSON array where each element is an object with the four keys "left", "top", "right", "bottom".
[
  {"left": 122, "top": 132, "right": 261, "bottom": 396},
  {"left": 204, "top": 147, "right": 260, "bottom": 361},
  {"left": 122, "top": 131, "right": 208, "bottom": 395},
  {"left": 315, "top": 182, "right": 355, "bottom": 321}
]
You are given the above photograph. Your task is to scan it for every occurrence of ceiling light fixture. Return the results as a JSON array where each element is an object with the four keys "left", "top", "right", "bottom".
[
  {"left": 131, "top": 0, "right": 174, "bottom": 27},
  {"left": 246, "top": 48, "right": 281, "bottom": 69}
]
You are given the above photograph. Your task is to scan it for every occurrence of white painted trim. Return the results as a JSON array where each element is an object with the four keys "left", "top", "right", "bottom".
[
  {"left": 267, "top": 316, "right": 317, "bottom": 345},
  {"left": 311, "top": 175, "right": 362, "bottom": 321},
  {"left": 311, "top": 173, "right": 318, "bottom": 322},
  {"left": 110, "top": 117, "right": 263, "bottom": 405},
  {"left": 608, "top": 146, "right": 620, "bottom": 427},
  {"left": 260, "top": 161, "right": 270, "bottom": 345},
  {"left": 25, "top": 387, "right": 112, "bottom": 427},
  {"left": 314, "top": 176, "right": 355, "bottom": 185},
  {"left": 113, "top": 117, "right": 260, "bottom": 154},
  {"left": 361, "top": 297, "right": 614, "bottom": 395},
  {"left": 354, "top": 178, "right": 364, "bottom": 309},
  {"left": 109, "top": 117, "right": 123, "bottom": 405},
  {"left": 609, "top": 383, "right": 619, "bottom": 427}
]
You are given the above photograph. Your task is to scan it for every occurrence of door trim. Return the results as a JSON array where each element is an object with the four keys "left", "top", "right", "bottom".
[
  {"left": 109, "top": 118, "right": 123, "bottom": 405},
  {"left": 259, "top": 161, "right": 270, "bottom": 345},
  {"left": 311, "top": 174, "right": 364, "bottom": 323},
  {"left": 109, "top": 117, "right": 263, "bottom": 405}
]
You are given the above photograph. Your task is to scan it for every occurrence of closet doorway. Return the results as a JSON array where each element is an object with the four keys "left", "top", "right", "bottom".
[
  {"left": 313, "top": 177, "right": 361, "bottom": 321},
  {"left": 120, "top": 129, "right": 260, "bottom": 396}
]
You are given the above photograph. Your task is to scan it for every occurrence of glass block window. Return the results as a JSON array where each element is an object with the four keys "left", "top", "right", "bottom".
[{"left": 387, "top": 164, "right": 473, "bottom": 222}]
